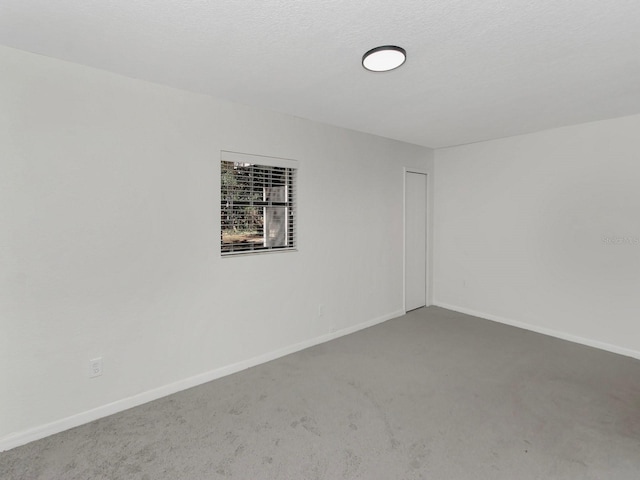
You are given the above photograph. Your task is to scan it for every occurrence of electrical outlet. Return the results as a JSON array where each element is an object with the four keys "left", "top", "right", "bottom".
[
  {"left": 89, "top": 357, "right": 103, "bottom": 378},
  {"left": 318, "top": 304, "right": 325, "bottom": 317}
]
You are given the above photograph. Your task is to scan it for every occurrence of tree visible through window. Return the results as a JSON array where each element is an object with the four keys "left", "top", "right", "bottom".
[{"left": 221, "top": 152, "right": 297, "bottom": 255}]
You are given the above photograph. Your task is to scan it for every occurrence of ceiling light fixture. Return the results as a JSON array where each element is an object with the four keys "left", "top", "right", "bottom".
[{"left": 362, "top": 45, "right": 406, "bottom": 72}]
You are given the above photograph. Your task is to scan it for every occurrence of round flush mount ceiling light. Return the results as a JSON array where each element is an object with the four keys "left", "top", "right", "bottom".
[{"left": 362, "top": 45, "right": 406, "bottom": 72}]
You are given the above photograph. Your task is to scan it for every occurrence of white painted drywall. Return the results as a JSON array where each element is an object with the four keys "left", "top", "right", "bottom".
[
  {"left": 0, "top": 45, "right": 433, "bottom": 448},
  {"left": 434, "top": 115, "right": 640, "bottom": 357}
]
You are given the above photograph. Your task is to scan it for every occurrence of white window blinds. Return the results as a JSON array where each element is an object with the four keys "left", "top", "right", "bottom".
[{"left": 221, "top": 152, "right": 297, "bottom": 255}]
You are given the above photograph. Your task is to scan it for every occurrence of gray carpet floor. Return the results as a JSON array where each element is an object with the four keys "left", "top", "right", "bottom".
[{"left": 2, "top": 306, "right": 640, "bottom": 479}]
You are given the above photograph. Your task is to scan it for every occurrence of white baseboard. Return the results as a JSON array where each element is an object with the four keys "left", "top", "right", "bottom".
[
  {"left": 433, "top": 302, "right": 640, "bottom": 361},
  {"left": 0, "top": 310, "right": 403, "bottom": 453}
]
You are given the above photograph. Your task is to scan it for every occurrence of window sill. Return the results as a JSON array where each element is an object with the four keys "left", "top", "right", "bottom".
[{"left": 221, "top": 248, "right": 298, "bottom": 258}]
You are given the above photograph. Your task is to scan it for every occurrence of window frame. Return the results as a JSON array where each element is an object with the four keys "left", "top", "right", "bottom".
[{"left": 220, "top": 151, "right": 298, "bottom": 257}]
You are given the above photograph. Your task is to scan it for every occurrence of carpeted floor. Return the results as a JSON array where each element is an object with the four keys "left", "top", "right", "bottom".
[{"left": 2, "top": 306, "right": 640, "bottom": 479}]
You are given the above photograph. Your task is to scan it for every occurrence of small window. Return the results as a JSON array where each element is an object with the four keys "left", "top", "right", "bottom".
[{"left": 221, "top": 151, "right": 297, "bottom": 256}]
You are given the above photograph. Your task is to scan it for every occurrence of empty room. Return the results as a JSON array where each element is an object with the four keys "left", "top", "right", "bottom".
[{"left": 1, "top": 1, "right": 639, "bottom": 479}]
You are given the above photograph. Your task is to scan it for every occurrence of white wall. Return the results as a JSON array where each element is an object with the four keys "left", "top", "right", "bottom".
[
  {"left": 434, "top": 114, "right": 640, "bottom": 358},
  {"left": 0, "top": 45, "right": 433, "bottom": 449}
]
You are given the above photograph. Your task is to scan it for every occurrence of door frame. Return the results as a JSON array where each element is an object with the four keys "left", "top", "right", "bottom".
[{"left": 403, "top": 167, "right": 430, "bottom": 313}]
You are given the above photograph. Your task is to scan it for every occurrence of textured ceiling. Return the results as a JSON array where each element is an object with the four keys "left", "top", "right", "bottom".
[{"left": 1, "top": 0, "right": 639, "bottom": 148}]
